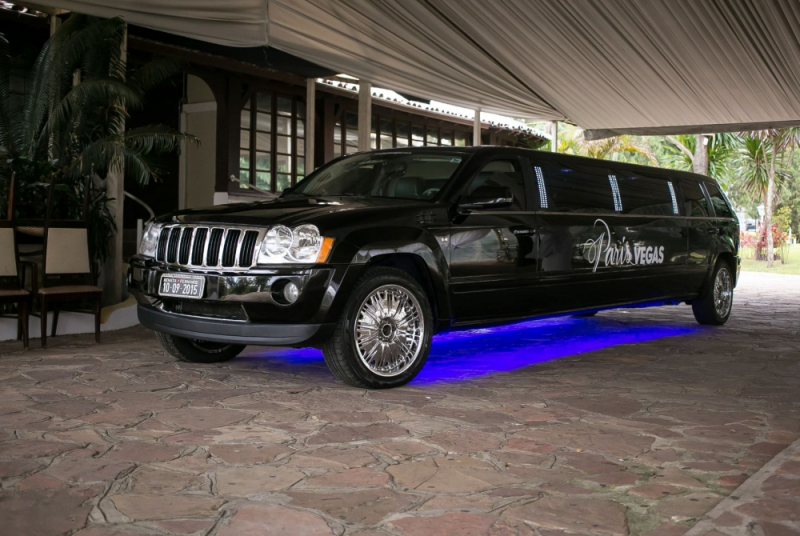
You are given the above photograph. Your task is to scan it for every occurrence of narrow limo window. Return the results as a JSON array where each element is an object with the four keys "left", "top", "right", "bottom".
[
  {"left": 613, "top": 172, "right": 680, "bottom": 216},
  {"left": 532, "top": 161, "right": 615, "bottom": 213}
]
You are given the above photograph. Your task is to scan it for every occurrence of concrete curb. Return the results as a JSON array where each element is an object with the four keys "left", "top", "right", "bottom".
[{"left": 684, "top": 437, "right": 800, "bottom": 536}]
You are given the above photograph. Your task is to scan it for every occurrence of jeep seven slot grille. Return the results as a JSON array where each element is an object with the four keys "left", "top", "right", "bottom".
[{"left": 155, "top": 224, "right": 265, "bottom": 269}]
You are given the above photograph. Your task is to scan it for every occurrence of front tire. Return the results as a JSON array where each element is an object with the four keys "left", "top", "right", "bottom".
[
  {"left": 691, "top": 260, "right": 734, "bottom": 325},
  {"left": 155, "top": 331, "right": 245, "bottom": 363},
  {"left": 322, "top": 267, "right": 433, "bottom": 389}
]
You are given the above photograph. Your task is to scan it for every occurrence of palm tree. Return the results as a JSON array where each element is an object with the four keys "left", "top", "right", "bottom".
[
  {"left": 660, "top": 134, "right": 736, "bottom": 185},
  {"left": 558, "top": 126, "right": 658, "bottom": 166},
  {"left": 0, "top": 14, "right": 195, "bottom": 270},
  {"left": 741, "top": 128, "right": 800, "bottom": 267}
]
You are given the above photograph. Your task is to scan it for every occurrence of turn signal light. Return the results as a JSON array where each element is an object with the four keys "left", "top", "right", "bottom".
[{"left": 316, "top": 237, "right": 335, "bottom": 263}]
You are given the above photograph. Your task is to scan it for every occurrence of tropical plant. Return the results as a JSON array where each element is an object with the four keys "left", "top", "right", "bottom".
[
  {"left": 659, "top": 134, "right": 737, "bottom": 185},
  {"left": 0, "top": 14, "right": 196, "bottom": 276},
  {"left": 737, "top": 128, "right": 800, "bottom": 267},
  {"left": 557, "top": 125, "right": 658, "bottom": 166}
]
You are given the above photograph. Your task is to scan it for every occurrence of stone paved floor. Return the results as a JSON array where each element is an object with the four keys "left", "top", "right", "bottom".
[{"left": 0, "top": 272, "right": 798, "bottom": 536}]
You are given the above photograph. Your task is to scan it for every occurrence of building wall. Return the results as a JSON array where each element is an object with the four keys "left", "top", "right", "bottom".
[{"left": 182, "top": 75, "right": 217, "bottom": 209}]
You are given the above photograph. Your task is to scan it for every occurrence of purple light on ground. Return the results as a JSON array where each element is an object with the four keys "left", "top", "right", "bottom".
[
  {"left": 249, "top": 315, "right": 699, "bottom": 384},
  {"left": 413, "top": 316, "right": 699, "bottom": 384}
]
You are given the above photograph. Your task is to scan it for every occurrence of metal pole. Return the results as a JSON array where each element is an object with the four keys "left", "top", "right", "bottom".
[
  {"left": 357, "top": 81, "right": 372, "bottom": 152},
  {"left": 551, "top": 121, "right": 558, "bottom": 152},
  {"left": 305, "top": 78, "right": 316, "bottom": 173},
  {"left": 473, "top": 108, "right": 481, "bottom": 146}
]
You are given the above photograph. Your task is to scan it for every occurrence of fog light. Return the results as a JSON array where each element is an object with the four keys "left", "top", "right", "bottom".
[{"left": 283, "top": 281, "right": 299, "bottom": 304}]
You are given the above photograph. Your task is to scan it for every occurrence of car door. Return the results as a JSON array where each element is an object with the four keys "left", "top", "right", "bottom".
[
  {"left": 608, "top": 169, "right": 688, "bottom": 301},
  {"left": 529, "top": 156, "right": 631, "bottom": 314},
  {"left": 680, "top": 179, "right": 716, "bottom": 294},
  {"left": 448, "top": 157, "right": 540, "bottom": 323}
]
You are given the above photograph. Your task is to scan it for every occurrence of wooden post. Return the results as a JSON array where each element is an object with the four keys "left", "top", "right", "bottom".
[
  {"left": 49, "top": 14, "right": 60, "bottom": 36},
  {"left": 358, "top": 81, "right": 372, "bottom": 152},
  {"left": 104, "top": 24, "right": 126, "bottom": 305},
  {"left": 306, "top": 78, "right": 316, "bottom": 173},
  {"left": 473, "top": 108, "right": 481, "bottom": 146},
  {"left": 551, "top": 121, "right": 558, "bottom": 152}
]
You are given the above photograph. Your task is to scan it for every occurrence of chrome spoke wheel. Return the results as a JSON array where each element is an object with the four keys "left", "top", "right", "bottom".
[
  {"left": 354, "top": 284, "right": 424, "bottom": 377},
  {"left": 713, "top": 267, "right": 733, "bottom": 318}
]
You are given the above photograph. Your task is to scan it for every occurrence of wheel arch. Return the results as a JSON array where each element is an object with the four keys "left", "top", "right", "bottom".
[
  {"left": 714, "top": 251, "right": 738, "bottom": 286},
  {"left": 353, "top": 243, "right": 451, "bottom": 332}
]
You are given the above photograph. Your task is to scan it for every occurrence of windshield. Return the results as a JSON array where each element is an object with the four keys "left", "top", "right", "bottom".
[{"left": 288, "top": 152, "right": 465, "bottom": 201}]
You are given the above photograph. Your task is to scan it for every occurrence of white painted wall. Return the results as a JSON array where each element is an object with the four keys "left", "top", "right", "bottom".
[{"left": 180, "top": 75, "right": 217, "bottom": 210}]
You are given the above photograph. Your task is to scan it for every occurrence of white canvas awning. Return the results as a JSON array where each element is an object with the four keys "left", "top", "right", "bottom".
[{"left": 43, "top": 0, "right": 800, "bottom": 138}]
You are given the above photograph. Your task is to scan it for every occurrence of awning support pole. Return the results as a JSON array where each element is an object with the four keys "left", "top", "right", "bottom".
[
  {"left": 104, "top": 24, "right": 127, "bottom": 305},
  {"left": 358, "top": 81, "right": 371, "bottom": 152},
  {"left": 305, "top": 78, "right": 316, "bottom": 173},
  {"left": 473, "top": 108, "right": 481, "bottom": 146},
  {"left": 551, "top": 121, "right": 558, "bottom": 152}
]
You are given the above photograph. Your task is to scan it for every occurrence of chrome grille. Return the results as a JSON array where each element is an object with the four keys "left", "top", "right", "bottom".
[{"left": 155, "top": 224, "right": 265, "bottom": 270}]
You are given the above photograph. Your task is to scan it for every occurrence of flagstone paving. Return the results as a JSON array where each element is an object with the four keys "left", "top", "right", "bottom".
[{"left": 0, "top": 272, "right": 798, "bottom": 536}]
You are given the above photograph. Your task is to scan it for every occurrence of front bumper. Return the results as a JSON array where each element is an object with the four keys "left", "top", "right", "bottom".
[
  {"left": 128, "top": 256, "right": 365, "bottom": 347},
  {"left": 137, "top": 303, "right": 332, "bottom": 346}
]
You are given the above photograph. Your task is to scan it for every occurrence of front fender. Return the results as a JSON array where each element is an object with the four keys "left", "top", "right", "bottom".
[{"left": 324, "top": 228, "right": 452, "bottom": 330}]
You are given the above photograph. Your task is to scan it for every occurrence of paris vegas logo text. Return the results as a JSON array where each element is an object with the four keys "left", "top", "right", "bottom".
[{"left": 581, "top": 219, "right": 664, "bottom": 272}]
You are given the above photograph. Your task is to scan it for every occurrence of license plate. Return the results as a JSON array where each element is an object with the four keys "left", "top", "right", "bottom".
[{"left": 158, "top": 274, "right": 205, "bottom": 299}]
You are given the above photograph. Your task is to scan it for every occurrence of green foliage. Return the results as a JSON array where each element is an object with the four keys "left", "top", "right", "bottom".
[{"left": 0, "top": 15, "right": 197, "bottom": 275}]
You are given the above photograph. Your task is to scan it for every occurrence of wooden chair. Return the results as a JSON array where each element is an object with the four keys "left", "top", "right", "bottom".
[
  {"left": 1, "top": 174, "right": 31, "bottom": 349},
  {"left": 38, "top": 177, "right": 102, "bottom": 348}
]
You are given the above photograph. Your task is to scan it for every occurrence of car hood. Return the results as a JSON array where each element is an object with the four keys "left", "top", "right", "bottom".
[{"left": 160, "top": 196, "right": 430, "bottom": 228}]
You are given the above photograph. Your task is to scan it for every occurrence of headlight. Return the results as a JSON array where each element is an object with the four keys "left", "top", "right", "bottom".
[
  {"left": 263, "top": 225, "right": 293, "bottom": 257},
  {"left": 289, "top": 224, "right": 323, "bottom": 261},
  {"left": 257, "top": 224, "right": 333, "bottom": 264},
  {"left": 139, "top": 221, "right": 161, "bottom": 257}
]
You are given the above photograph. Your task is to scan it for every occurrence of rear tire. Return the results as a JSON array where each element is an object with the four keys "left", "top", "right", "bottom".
[
  {"left": 155, "top": 331, "right": 245, "bottom": 363},
  {"left": 322, "top": 267, "right": 433, "bottom": 389},
  {"left": 691, "top": 260, "right": 734, "bottom": 325}
]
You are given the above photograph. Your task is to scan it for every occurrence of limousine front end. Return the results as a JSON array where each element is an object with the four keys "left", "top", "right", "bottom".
[{"left": 128, "top": 220, "right": 346, "bottom": 347}]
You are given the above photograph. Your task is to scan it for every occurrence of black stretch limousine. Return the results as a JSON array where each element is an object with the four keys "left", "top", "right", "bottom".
[{"left": 129, "top": 147, "right": 739, "bottom": 388}]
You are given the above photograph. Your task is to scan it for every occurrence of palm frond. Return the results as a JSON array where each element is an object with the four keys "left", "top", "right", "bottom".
[
  {"left": 123, "top": 149, "right": 159, "bottom": 186},
  {"left": 129, "top": 57, "right": 183, "bottom": 94},
  {"left": 40, "top": 77, "right": 145, "bottom": 152},
  {"left": 125, "top": 125, "right": 198, "bottom": 155},
  {"left": 67, "top": 138, "right": 123, "bottom": 179}
]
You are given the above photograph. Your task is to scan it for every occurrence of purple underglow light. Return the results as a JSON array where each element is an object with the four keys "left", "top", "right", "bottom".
[{"left": 246, "top": 314, "right": 700, "bottom": 385}]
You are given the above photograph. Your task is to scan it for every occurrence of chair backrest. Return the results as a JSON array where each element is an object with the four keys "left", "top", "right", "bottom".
[
  {"left": 41, "top": 177, "right": 94, "bottom": 286},
  {"left": 0, "top": 174, "right": 21, "bottom": 288}
]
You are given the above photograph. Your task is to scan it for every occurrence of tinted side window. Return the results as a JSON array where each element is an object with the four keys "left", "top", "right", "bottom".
[
  {"left": 681, "top": 181, "right": 709, "bottom": 217},
  {"left": 704, "top": 183, "right": 734, "bottom": 218},
  {"left": 466, "top": 159, "right": 526, "bottom": 210},
  {"left": 533, "top": 161, "right": 615, "bottom": 213},
  {"left": 614, "top": 172, "right": 680, "bottom": 216}
]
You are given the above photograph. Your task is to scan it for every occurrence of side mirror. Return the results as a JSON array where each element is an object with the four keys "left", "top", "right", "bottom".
[{"left": 459, "top": 186, "right": 514, "bottom": 210}]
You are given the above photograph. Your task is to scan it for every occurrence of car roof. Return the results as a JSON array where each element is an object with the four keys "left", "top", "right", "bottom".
[{"left": 356, "top": 146, "right": 715, "bottom": 184}]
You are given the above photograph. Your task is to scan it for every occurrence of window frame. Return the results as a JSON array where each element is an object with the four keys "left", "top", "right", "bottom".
[
  {"left": 331, "top": 103, "right": 473, "bottom": 155},
  {"left": 610, "top": 169, "right": 682, "bottom": 217},
  {"left": 239, "top": 89, "right": 306, "bottom": 194},
  {"left": 702, "top": 182, "right": 735, "bottom": 219},
  {"left": 527, "top": 157, "right": 617, "bottom": 215},
  {"left": 460, "top": 156, "right": 530, "bottom": 211},
  {"left": 679, "top": 179, "right": 711, "bottom": 218}
]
